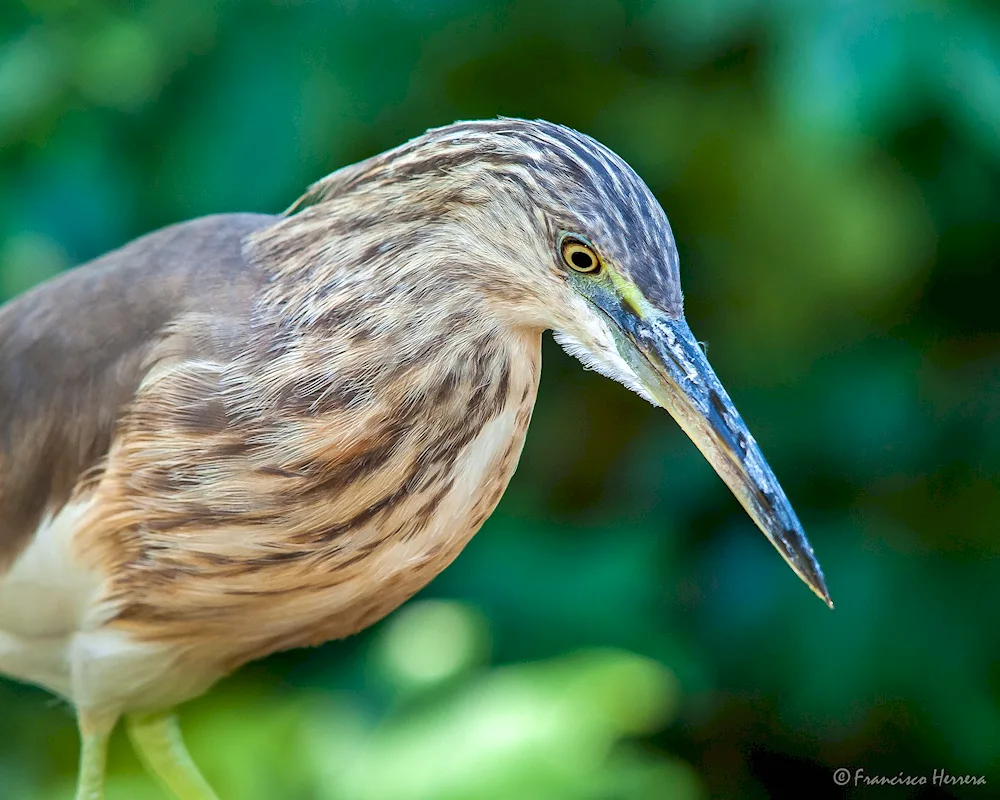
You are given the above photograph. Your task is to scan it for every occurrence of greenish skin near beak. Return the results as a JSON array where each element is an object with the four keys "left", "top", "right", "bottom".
[{"left": 570, "top": 262, "right": 833, "bottom": 608}]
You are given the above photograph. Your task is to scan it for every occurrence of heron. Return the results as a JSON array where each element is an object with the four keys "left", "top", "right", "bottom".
[{"left": 0, "top": 118, "right": 830, "bottom": 799}]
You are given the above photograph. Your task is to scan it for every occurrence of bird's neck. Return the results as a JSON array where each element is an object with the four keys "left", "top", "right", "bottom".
[
  {"left": 237, "top": 207, "right": 543, "bottom": 473},
  {"left": 244, "top": 200, "right": 544, "bottom": 412}
]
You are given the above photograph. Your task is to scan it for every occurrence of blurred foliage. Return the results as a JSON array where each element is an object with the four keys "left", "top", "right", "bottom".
[{"left": 1, "top": 0, "right": 999, "bottom": 797}]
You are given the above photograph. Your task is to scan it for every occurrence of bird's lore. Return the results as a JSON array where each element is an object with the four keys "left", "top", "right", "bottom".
[{"left": 0, "top": 118, "right": 829, "bottom": 800}]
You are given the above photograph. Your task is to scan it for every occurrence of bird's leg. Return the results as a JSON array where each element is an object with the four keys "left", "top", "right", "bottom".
[
  {"left": 126, "top": 710, "right": 220, "bottom": 800},
  {"left": 75, "top": 709, "right": 117, "bottom": 800}
]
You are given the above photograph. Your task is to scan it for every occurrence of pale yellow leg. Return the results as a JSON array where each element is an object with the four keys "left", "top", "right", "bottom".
[
  {"left": 75, "top": 710, "right": 117, "bottom": 800},
  {"left": 126, "top": 710, "right": 220, "bottom": 800}
]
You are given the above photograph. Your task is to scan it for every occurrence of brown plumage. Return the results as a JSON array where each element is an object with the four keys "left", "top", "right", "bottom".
[{"left": 0, "top": 118, "right": 829, "bottom": 800}]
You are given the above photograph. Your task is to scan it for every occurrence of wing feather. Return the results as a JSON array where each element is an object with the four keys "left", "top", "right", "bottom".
[{"left": 0, "top": 213, "right": 278, "bottom": 570}]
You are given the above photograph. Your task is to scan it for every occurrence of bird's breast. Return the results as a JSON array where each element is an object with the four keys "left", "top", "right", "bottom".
[
  {"left": 87, "top": 329, "right": 543, "bottom": 675},
  {"left": 204, "top": 370, "right": 538, "bottom": 670},
  {"left": 329, "top": 393, "right": 535, "bottom": 629}
]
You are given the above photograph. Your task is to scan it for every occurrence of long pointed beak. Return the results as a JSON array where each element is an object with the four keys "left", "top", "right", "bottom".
[{"left": 615, "top": 313, "right": 832, "bottom": 607}]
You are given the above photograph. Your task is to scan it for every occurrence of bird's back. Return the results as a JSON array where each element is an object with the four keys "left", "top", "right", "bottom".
[{"left": 0, "top": 213, "right": 277, "bottom": 573}]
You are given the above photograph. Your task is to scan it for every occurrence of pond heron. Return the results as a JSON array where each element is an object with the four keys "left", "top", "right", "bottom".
[{"left": 0, "top": 119, "right": 830, "bottom": 799}]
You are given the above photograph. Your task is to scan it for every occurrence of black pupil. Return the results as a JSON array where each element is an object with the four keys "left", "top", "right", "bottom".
[{"left": 570, "top": 249, "right": 594, "bottom": 270}]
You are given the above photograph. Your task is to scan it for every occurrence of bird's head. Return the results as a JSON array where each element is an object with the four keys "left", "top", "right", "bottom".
[{"left": 274, "top": 118, "right": 831, "bottom": 606}]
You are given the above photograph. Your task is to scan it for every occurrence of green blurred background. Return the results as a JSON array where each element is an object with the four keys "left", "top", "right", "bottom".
[{"left": 1, "top": 0, "right": 998, "bottom": 798}]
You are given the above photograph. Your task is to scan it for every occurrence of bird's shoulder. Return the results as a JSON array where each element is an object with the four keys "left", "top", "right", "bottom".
[{"left": 0, "top": 212, "right": 279, "bottom": 570}]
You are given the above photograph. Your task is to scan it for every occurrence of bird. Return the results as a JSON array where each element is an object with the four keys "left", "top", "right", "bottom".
[{"left": 0, "top": 118, "right": 831, "bottom": 800}]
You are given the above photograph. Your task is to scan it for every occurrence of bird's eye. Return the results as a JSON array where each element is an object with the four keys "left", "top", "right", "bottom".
[{"left": 561, "top": 238, "right": 601, "bottom": 274}]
